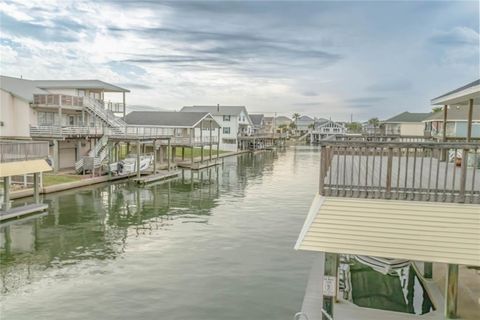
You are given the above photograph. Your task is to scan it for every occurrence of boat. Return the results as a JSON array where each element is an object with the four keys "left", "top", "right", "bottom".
[{"left": 108, "top": 154, "right": 154, "bottom": 175}]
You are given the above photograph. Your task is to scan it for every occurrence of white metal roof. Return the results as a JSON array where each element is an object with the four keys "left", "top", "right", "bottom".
[
  {"left": 295, "top": 195, "right": 480, "bottom": 266},
  {"left": 431, "top": 79, "right": 480, "bottom": 105},
  {"left": 0, "top": 159, "right": 52, "bottom": 177}
]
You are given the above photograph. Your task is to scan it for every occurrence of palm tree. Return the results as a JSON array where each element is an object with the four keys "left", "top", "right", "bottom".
[{"left": 292, "top": 113, "right": 301, "bottom": 124}]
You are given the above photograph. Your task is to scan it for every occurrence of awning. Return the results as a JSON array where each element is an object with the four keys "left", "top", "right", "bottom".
[
  {"left": 0, "top": 159, "right": 52, "bottom": 177},
  {"left": 295, "top": 195, "right": 480, "bottom": 266}
]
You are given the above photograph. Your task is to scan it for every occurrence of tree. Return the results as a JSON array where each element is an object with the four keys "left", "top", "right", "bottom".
[
  {"left": 432, "top": 106, "right": 443, "bottom": 113},
  {"left": 368, "top": 117, "right": 380, "bottom": 128},
  {"left": 292, "top": 113, "right": 301, "bottom": 123},
  {"left": 345, "top": 122, "right": 362, "bottom": 133},
  {"left": 289, "top": 122, "right": 297, "bottom": 130},
  {"left": 278, "top": 123, "right": 288, "bottom": 133}
]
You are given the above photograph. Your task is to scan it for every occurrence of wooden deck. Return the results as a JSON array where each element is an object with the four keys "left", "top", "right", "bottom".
[
  {"left": 0, "top": 203, "right": 48, "bottom": 221},
  {"left": 132, "top": 170, "right": 180, "bottom": 185}
]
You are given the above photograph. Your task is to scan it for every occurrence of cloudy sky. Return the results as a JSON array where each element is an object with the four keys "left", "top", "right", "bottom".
[{"left": 0, "top": 0, "right": 478, "bottom": 121}]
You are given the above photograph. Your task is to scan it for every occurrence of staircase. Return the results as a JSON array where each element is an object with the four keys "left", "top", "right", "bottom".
[
  {"left": 82, "top": 96, "right": 126, "bottom": 135},
  {"left": 297, "top": 131, "right": 310, "bottom": 142},
  {"left": 75, "top": 135, "right": 109, "bottom": 173}
]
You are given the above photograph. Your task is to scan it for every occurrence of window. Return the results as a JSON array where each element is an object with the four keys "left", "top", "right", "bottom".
[
  {"left": 69, "top": 116, "right": 75, "bottom": 126},
  {"left": 223, "top": 115, "right": 231, "bottom": 121},
  {"left": 38, "top": 112, "right": 56, "bottom": 125},
  {"left": 223, "top": 127, "right": 231, "bottom": 134}
]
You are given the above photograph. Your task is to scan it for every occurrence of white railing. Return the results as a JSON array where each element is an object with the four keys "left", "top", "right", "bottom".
[
  {"left": 33, "top": 94, "right": 84, "bottom": 107},
  {"left": 82, "top": 96, "right": 127, "bottom": 129},
  {"left": 30, "top": 125, "right": 107, "bottom": 137},
  {"left": 0, "top": 141, "right": 49, "bottom": 163}
]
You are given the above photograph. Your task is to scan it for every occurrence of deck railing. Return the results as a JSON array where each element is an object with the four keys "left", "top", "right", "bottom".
[
  {"left": 33, "top": 94, "right": 84, "bottom": 107},
  {"left": 0, "top": 141, "right": 49, "bottom": 163},
  {"left": 319, "top": 141, "right": 480, "bottom": 203}
]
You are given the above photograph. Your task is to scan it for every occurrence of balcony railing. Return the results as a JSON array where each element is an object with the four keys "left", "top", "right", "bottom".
[
  {"left": 319, "top": 140, "right": 480, "bottom": 203},
  {"left": 33, "top": 94, "right": 84, "bottom": 107},
  {"left": 0, "top": 140, "right": 49, "bottom": 163}
]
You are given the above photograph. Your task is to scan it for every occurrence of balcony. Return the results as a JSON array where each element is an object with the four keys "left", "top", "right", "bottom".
[
  {"left": 319, "top": 140, "right": 480, "bottom": 203},
  {"left": 33, "top": 94, "right": 84, "bottom": 108},
  {"left": 0, "top": 140, "right": 49, "bottom": 163}
]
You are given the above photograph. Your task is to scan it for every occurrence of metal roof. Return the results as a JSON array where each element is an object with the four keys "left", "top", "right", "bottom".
[
  {"left": 295, "top": 195, "right": 480, "bottom": 266},
  {"left": 0, "top": 159, "right": 52, "bottom": 177},
  {"left": 431, "top": 79, "right": 480, "bottom": 105},
  {"left": 383, "top": 111, "right": 432, "bottom": 123},
  {"left": 0, "top": 75, "right": 48, "bottom": 102},
  {"left": 181, "top": 105, "right": 248, "bottom": 116},
  {"left": 424, "top": 105, "right": 480, "bottom": 121},
  {"left": 34, "top": 80, "right": 129, "bottom": 92},
  {"left": 124, "top": 111, "right": 220, "bottom": 128}
]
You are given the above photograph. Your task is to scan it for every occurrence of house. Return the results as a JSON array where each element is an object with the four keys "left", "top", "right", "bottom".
[
  {"left": 180, "top": 105, "right": 253, "bottom": 151},
  {"left": 0, "top": 75, "right": 168, "bottom": 172},
  {"left": 383, "top": 111, "right": 431, "bottom": 136},
  {"left": 424, "top": 105, "right": 480, "bottom": 139},
  {"left": 124, "top": 111, "right": 221, "bottom": 165},
  {"left": 250, "top": 114, "right": 267, "bottom": 134},
  {"left": 295, "top": 115, "right": 314, "bottom": 134},
  {"left": 263, "top": 116, "right": 275, "bottom": 134},
  {"left": 308, "top": 118, "right": 346, "bottom": 143}
]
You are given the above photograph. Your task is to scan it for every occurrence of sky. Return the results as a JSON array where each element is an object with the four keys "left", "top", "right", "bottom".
[{"left": 0, "top": 0, "right": 478, "bottom": 121}]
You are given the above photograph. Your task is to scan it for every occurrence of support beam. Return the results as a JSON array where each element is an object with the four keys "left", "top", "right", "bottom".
[
  {"left": 424, "top": 262, "right": 433, "bottom": 279},
  {"left": 209, "top": 120, "right": 213, "bottom": 160},
  {"left": 445, "top": 264, "right": 458, "bottom": 319},
  {"left": 33, "top": 172, "right": 40, "bottom": 204},
  {"left": 182, "top": 147, "right": 185, "bottom": 161},
  {"left": 136, "top": 141, "right": 141, "bottom": 178},
  {"left": 167, "top": 139, "right": 171, "bottom": 171},
  {"left": 442, "top": 105, "right": 448, "bottom": 141},
  {"left": 191, "top": 146, "right": 194, "bottom": 165},
  {"left": 53, "top": 140, "right": 59, "bottom": 173},
  {"left": 123, "top": 92, "right": 126, "bottom": 119},
  {"left": 217, "top": 129, "right": 220, "bottom": 159},
  {"left": 323, "top": 252, "right": 338, "bottom": 320},
  {"left": 200, "top": 120, "right": 204, "bottom": 162},
  {"left": 153, "top": 140, "right": 157, "bottom": 173},
  {"left": 3, "top": 176, "right": 11, "bottom": 210},
  {"left": 466, "top": 98, "right": 473, "bottom": 142}
]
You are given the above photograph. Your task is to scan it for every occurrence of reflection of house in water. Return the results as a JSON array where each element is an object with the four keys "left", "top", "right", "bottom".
[{"left": 0, "top": 151, "right": 282, "bottom": 295}]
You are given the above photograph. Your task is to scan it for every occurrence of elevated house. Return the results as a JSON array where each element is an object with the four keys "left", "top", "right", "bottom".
[
  {"left": 250, "top": 114, "right": 266, "bottom": 134},
  {"left": 383, "top": 111, "right": 431, "bottom": 136},
  {"left": 180, "top": 105, "right": 253, "bottom": 152},
  {"left": 0, "top": 75, "right": 171, "bottom": 173},
  {"left": 296, "top": 115, "right": 314, "bottom": 135},
  {"left": 308, "top": 118, "right": 346, "bottom": 143},
  {"left": 294, "top": 79, "right": 480, "bottom": 320},
  {"left": 124, "top": 111, "right": 221, "bottom": 167},
  {"left": 424, "top": 105, "right": 480, "bottom": 140}
]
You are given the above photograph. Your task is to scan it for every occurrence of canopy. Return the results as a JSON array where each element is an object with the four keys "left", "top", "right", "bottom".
[
  {"left": 295, "top": 195, "right": 480, "bottom": 266},
  {"left": 0, "top": 159, "right": 52, "bottom": 177}
]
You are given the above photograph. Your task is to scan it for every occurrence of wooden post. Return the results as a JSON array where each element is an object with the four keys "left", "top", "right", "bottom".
[
  {"left": 182, "top": 147, "right": 185, "bottom": 161},
  {"left": 33, "top": 172, "right": 40, "bottom": 204},
  {"left": 441, "top": 105, "right": 448, "bottom": 161},
  {"left": 136, "top": 140, "right": 141, "bottom": 178},
  {"left": 153, "top": 140, "right": 157, "bottom": 173},
  {"left": 200, "top": 120, "right": 204, "bottom": 162},
  {"left": 386, "top": 147, "right": 393, "bottom": 199},
  {"left": 445, "top": 264, "right": 458, "bottom": 319},
  {"left": 323, "top": 252, "right": 338, "bottom": 320},
  {"left": 191, "top": 146, "right": 194, "bottom": 165},
  {"left": 217, "top": 128, "right": 220, "bottom": 159},
  {"left": 53, "top": 139, "right": 59, "bottom": 173},
  {"left": 108, "top": 143, "right": 112, "bottom": 178},
  {"left": 122, "top": 91, "right": 126, "bottom": 119},
  {"left": 3, "top": 176, "right": 11, "bottom": 210},
  {"left": 424, "top": 262, "right": 433, "bottom": 279},
  {"left": 209, "top": 120, "right": 213, "bottom": 160},
  {"left": 466, "top": 99, "right": 473, "bottom": 142},
  {"left": 319, "top": 145, "right": 326, "bottom": 195},
  {"left": 167, "top": 139, "right": 171, "bottom": 171}
]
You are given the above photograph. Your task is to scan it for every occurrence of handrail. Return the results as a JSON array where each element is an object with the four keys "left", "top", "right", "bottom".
[
  {"left": 319, "top": 141, "right": 480, "bottom": 203},
  {"left": 0, "top": 141, "right": 49, "bottom": 163}
]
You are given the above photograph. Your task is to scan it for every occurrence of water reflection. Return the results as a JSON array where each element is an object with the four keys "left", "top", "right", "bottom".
[{"left": 0, "top": 151, "right": 282, "bottom": 296}]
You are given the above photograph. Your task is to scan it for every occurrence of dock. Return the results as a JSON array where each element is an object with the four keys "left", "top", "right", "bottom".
[
  {"left": 133, "top": 170, "right": 180, "bottom": 185},
  {"left": 0, "top": 203, "right": 49, "bottom": 222},
  {"left": 177, "top": 158, "right": 221, "bottom": 170}
]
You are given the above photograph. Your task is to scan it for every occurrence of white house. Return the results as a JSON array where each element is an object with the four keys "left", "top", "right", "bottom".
[
  {"left": 308, "top": 118, "right": 346, "bottom": 143},
  {"left": 180, "top": 105, "right": 253, "bottom": 151},
  {"left": 0, "top": 75, "right": 132, "bottom": 171}
]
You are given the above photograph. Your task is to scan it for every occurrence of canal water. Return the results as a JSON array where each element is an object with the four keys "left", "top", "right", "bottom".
[{"left": 1, "top": 147, "right": 320, "bottom": 320}]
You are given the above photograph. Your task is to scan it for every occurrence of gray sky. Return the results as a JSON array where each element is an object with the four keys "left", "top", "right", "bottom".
[{"left": 0, "top": 0, "right": 478, "bottom": 121}]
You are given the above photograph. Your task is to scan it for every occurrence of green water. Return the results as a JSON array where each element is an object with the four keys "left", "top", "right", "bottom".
[{"left": 1, "top": 147, "right": 319, "bottom": 320}]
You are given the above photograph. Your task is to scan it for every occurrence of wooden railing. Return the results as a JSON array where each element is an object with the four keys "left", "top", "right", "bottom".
[
  {"left": 319, "top": 141, "right": 480, "bottom": 203},
  {"left": 0, "top": 141, "right": 49, "bottom": 163}
]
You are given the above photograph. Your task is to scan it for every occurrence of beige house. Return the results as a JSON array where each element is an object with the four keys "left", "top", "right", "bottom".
[
  {"left": 382, "top": 111, "right": 431, "bottom": 136},
  {"left": 0, "top": 75, "right": 131, "bottom": 171}
]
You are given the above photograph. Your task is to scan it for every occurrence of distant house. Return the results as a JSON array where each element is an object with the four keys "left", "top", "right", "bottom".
[
  {"left": 383, "top": 111, "right": 431, "bottom": 136},
  {"left": 275, "top": 116, "right": 292, "bottom": 128},
  {"left": 180, "top": 105, "right": 253, "bottom": 151},
  {"left": 263, "top": 116, "right": 275, "bottom": 134},
  {"left": 308, "top": 118, "right": 346, "bottom": 143},
  {"left": 250, "top": 114, "right": 266, "bottom": 134},
  {"left": 295, "top": 115, "right": 314, "bottom": 134},
  {"left": 423, "top": 105, "right": 480, "bottom": 139}
]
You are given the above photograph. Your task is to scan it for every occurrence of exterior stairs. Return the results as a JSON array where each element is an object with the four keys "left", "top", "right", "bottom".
[{"left": 75, "top": 135, "right": 109, "bottom": 173}]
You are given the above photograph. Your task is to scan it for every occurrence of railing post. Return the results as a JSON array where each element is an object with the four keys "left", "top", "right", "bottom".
[
  {"left": 319, "top": 145, "right": 326, "bottom": 195},
  {"left": 458, "top": 148, "right": 468, "bottom": 203},
  {"left": 386, "top": 147, "right": 393, "bottom": 199}
]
